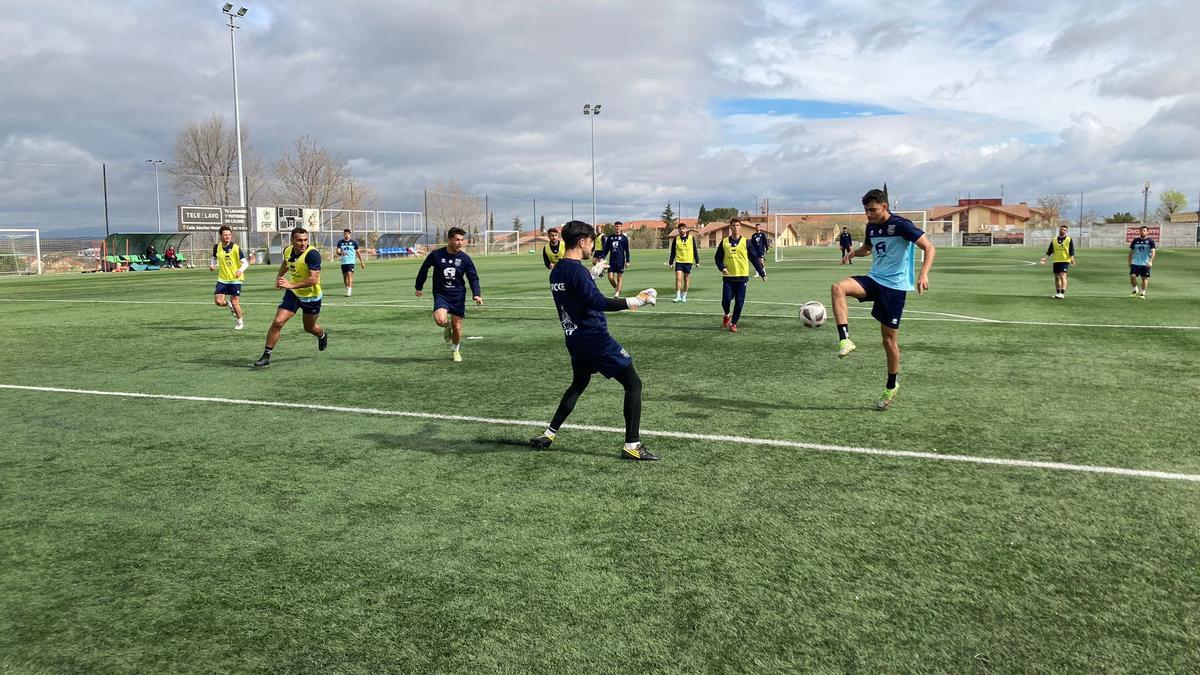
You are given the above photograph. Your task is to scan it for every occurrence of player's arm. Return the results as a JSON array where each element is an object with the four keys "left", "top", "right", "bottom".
[
  {"left": 414, "top": 251, "right": 435, "bottom": 296},
  {"left": 273, "top": 258, "right": 289, "bottom": 287},
  {"left": 1068, "top": 240, "right": 1076, "bottom": 265},
  {"left": 543, "top": 248, "right": 553, "bottom": 270},
  {"left": 209, "top": 244, "right": 218, "bottom": 271},
  {"left": 668, "top": 239, "right": 676, "bottom": 266},
  {"left": 282, "top": 250, "right": 322, "bottom": 289},
  {"left": 1128, "top": 243, "right": 1134, "bottom": 265},
  {"left": 358, "top": 243, "right": 367, "bottom": 268},
  {"left": 237, "top": 248, "right": 248, "bottom": 276},
  {"left": 693, "top": 237, "right": 701, "bottom": 266},
  {"left": 466, "top": 258, "right": 483, "bottom": 304},
  {"left": 1040, "top": 242, "right": 1053, "bottom": 264},
  {"left": 1148, "top": 241, "right": 1156, "bottom": 266},
  {"left": 915, "top": 235, "right": 935, "bottom": 294},
  {"left": 845, "top": 241, "right": 870, "bottom": 264},
  {"left": 714, "top": 242, "right": 726, "bottom": 274}
]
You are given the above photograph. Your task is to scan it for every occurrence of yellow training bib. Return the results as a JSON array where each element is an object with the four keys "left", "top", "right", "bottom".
[
  {"left": 283, "top": 245, "right": 322, "bottom": 299},
  {"left": 721, "top": 237, "right": 749, "bottom": 277},
  {"left": 675, "top": 235, "right": 696, "bottom": 264},
  {"left": 544, "top": 241, "right": 565, "bottom": 266},
  {"left": 1051, "top": 236, "right": 1073, "bottom": 263},
  {"left": 213, "top": 243, "right": 243, "bottom": 283}
]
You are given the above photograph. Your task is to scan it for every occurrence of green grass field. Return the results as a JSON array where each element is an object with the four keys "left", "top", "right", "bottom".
[{"left": 2, "top": 246, "right": 1198, "bottom": 673}]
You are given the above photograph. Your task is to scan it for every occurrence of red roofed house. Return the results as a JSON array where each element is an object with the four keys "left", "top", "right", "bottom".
[{"left": 928, "top": 198, "right": 1046, "bottom": 234}]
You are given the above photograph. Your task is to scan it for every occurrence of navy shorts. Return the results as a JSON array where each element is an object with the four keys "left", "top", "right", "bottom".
[
  {"left": 1052, "top": 262, "right": 1071, "bottom": 274},
  {"left": 608, "top": 261, "right": 626, "bottom": 274},
  {"left": 572, "top": 346, "right": 633, "bottom": 379},
  {"left": 279, "top": 290, "right": 322, "bottom": 315},
  {"left": 341, "top": 263, "right": 356, "bottom": 274},
  {"left": 214, "top": 282, "right": 241, "bottom": 297},
  {"left": 1130, "top": 265, "right": 1151, "bottom": 278},
  {"left": 674, "top": 262, "right": 693, "bottom": 274},
  {"left": 434, "top": 293, "right": 466, "bottom": 317},
  {"left": 853, "top": 275, "right": 907, "bottom": 329}
]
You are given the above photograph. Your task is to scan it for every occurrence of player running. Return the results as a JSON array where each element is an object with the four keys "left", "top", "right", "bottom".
[
  {"left": 838, "top": 227, "right": 854, "bottom": 264},
  {"left": 542, "top": 227, "right": 565, "bottom": 270},
  {"left": 335, "top": 228, "right": 366, "bottom": 297},
  {"left": 601, "top": 221, "right": 630, "bottom": 297},
  {"left": 529, "top": 220, "right": 660, "bottom": 460},
  {"left": 715, "top": 217, "right": 750, "bottom": 332},
  {"left": 210, "top": 225, "right": 247, "bottom": 330},
  {"left": 668, "top": 221, "right": 700, "bottom": 302},
  {"left": 253, "top": 227, "right": 328, "bottom": 367},
  {"left": 1039, "top": 223, "right": 1076, "bottom": 299},
  {"left": 415, "top": 227, "right": 483, "bottom": 362},
  {"left": 749, "top": 222, "right": 770, "bottom": 281},
  {"left": 830, "top": 188, "right": 936, "bottom": 410},
  {"left": 1128, "top": 225, "right": 1156, "bottom": 299}
]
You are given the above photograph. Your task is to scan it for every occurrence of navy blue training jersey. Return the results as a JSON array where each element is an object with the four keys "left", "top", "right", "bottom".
[
  {"left": 749, "top": 231, "right": 770, "bottom": 257},
  {"left": 415, "top": 247, "right": 481, "bottom": 297},
  {"left": 549, "top": 258, "right": 622, "bottom": 357},
  {"left": 602, "top": 233, "right": 630, "bottom": 264}
]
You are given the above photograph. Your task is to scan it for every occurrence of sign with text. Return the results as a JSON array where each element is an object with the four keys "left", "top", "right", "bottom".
[
  {"left": 1126, "top": 225, "right": 1160, "bottom": 243},
  {"left": 992, "top": 231, "right": 1024, "bottom": 245},
  {"left": 176, "top": 206, "right": 250, "bottom": 232},
  {"left": 962, "top": 232, "right": 992, "bottom": 246},
  {"left": 256, "top": 207, "right": 277, "bottom": 233},
  {"left": 275, "top": 205, "right": 320, "bottom": 232}
]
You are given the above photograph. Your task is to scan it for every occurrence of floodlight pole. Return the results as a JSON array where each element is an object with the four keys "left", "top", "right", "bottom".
[
  {"left": 225, "top": 5, "right": 249, "bottom": 249},
  {"left": 146, "top": 159, "right": 164, "bottom": 232},
  {"left": 584, "top": 103, "right": 601, "bottom": 226}
]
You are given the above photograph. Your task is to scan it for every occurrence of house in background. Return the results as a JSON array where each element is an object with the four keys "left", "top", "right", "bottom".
[{"left": 928, "top": 198, "right": 1046, "bottom": 233}]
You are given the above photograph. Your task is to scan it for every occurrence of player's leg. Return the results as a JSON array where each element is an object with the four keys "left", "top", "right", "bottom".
[
  {"left": 831, "top": 277, "right": 867, "bottom": 355},
  {"left": 614, "top": 271, "right": 624, "bottom": 297},
  {"left": 255, "top": 307, "right": 294, "bottom": 366},
  {"left": 682, "top": 271, "right": 691, "bottom": 300},
  {"left": 450, "top": 314, "right": 464, "bottom": 361},
  {"left": 1140, "top": 272, "right": 1150, "bottom": 296},
  {"left": 433, "top": 308, "right": 449, "bottom": 327},
  {"left": 1059, "top": 271, "right": 1068, "bottom": 295},
  {"left": 1130, "top": 269, "right": 1139, "bottom": 296},
  {"left": 613, "top": 364, "right": 656, "bottom": 460},
  {"left": 674, "top": 269, "right": 683, "bottom": 301},
  {"left": 300, "top": 304, "right": 328, "bottom": 351},
  {"left": 229, "top": 295, "right": 243, "bottom": 319},
  {"left": 729, "top": 279, "right": 746, "bottom": 330},
  {"left": 214, "top": 293, "right": 228, "bottom": 308},
  {"left": 752, "top": 257, "right": 767, "bottom": 281},
  {"left": 878, "top": 324, "right": 901, "bottom": 410},
  {"left": 531, "top": 360, "right": 593, "bottom": 448},
  {"left": 721, "top": 279, "right": 733, "bottom": 327},
  {"left": 607, "top": 270, "right": 618, "bottom": 291}
]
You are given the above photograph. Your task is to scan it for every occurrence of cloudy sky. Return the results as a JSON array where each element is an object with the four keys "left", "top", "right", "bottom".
[{"left": 2, "top": 0, "right": 1198, "bottom": 233}]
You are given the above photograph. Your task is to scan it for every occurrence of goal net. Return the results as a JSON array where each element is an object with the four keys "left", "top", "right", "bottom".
[
  {"left": 483, "top": 230, "right": 520, "bottom": 255},
  {"left": 774, "top": 211, "right": 927, "bottom": 262},
  {"left": 0, "top": 229, "right": 42, "bottom": 275}
]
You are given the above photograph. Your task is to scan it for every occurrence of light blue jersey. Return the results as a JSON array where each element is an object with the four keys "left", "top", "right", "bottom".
[
  {"left": 1130, "top": 237, "right": 1155, "bottom": 266},
  {"left": 864, "top": 215, "right": 924, "bottom": 291},
  {"left": 337, "top": 238, "right": 360, "bottom": 265}
]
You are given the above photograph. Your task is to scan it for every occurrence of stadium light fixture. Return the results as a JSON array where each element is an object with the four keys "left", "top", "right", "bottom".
[
  {"left": 222, "top": 4, "right": 249, "bottom": 248},
  {"left": 145, "top": 159, "right": 165, "bottom": 233},
  {"left": 583, "top": 103, "right": 602, "bottom": 227}
]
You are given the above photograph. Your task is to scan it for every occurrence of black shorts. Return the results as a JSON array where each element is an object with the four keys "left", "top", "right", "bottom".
[
  {"left": 434, "top": 294, "right": 466, "bottom": 318},
  {"left": 341, "top": 263, "right": 356, "bottom": 274},
  {"left": 1130, "top": 265, "right": 1151, "bottom": 278},
  {"left": 853, "top": 275, "right": 907, "bottom": 329},
  {"left": 1052, "top": 262, "right": 1071, "bottom": 274},
  {"left": 609, "top": 262, "right": 626, "bottom": 274},
  {"left": 571, "top": 345, "right": 633, "bottom": 379},
  {"left": 279, "top": 290, "right": 322, "bottom": 315},
  {"left": 674, "top": 263, "right": 693, "bottom": 274},
  {"left": 214, "top": 282, "right": 242, "bottom": 297}
]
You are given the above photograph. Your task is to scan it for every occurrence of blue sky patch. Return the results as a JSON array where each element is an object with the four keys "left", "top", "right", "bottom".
[{"left": 712, "top": 98, "right": 904, "bottom": 119}]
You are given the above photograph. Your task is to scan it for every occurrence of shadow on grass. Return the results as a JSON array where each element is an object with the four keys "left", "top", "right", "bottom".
[{"left": 359, "top": 428, "right": 611, "bottom": 459}]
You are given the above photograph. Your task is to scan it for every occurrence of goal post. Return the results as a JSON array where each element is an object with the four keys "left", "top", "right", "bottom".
[
  {"left": 773, "top": 211, "right": 927, "bottom": 262},
  {"left": 0, "top": 229, "right": 42, "bottom": 275},
  {"left": 483, "top": 230, "right": 520, "bottom": 255}
]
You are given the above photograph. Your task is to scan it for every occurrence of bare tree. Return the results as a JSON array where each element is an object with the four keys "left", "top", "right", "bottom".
[
  {"left": 273, "top": 135, "right": 354, "bottom": 209},
  {"left": 1031, "top": 194, "right": 1069, "bottom": 228},
  {"left": 169, "top": 114, "right": 262, "bottom": 206},
  {"left": 426, "top": 180, "right": 483, "bottom": 240}
]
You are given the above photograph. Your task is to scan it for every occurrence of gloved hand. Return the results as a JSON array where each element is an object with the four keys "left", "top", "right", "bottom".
[
  {"left": 590, "top": 259, "right": 610, "bottom": 280},
  {"left": 626, "top": 288, "right": 657, "bottom": 309}
]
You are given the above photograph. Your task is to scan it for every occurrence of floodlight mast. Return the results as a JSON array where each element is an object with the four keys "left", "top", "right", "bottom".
[
  {"left": 223, "top": 4, "right": 249, "bottom": 248},
  {"left": 145, "top": 159, "right": 165, "bottom": 232},
  {"left": 583, "top": 103, "right": 601, "bottom": 227}
]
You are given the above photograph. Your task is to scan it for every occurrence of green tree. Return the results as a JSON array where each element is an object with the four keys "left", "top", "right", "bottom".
[
  {"left": 707, "top": 206, "right": 739, "bottom": 223},
  {"left": 660, "top": 203, "right": 677, "bottom": 228},
  {"left": 539, "top": 215, "right": 545, "bottom": 231},
  {"left": 512, "top": 215, "right": 523, "bottom": 231},
  {"left": 697, "top": 203, "right": 709, "bottom": 225},
  {"left": 1156, "top": 189, "right": 1187, "bottom": 222},
  {"left": 1104, "top": 212, "right": 1138, "bottom": 224}
]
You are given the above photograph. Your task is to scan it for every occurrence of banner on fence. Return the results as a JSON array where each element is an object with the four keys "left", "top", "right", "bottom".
[
  {"left": 177, "top": 206, "right": 249, "bottom": 232},
  {"left": 1126, "top": 225, "right": 1160, "bottom": 243},
  {"left": 992, "top": 231, "right": 1024, "bottom": 245},
  {"left": 962, "top": 232, "right": 992, "bottom": 246}
]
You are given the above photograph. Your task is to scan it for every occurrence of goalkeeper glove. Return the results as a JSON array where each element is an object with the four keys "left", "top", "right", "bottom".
[
  {"left": 626, "top": 288, "right": 657, "bottom": 309},
  {"left": 590, "top": 259, "right": 610, "bottom": 280}
]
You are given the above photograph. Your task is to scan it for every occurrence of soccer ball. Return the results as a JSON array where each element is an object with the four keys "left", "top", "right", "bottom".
[{"left": 799, "top": 301, "right": 827, "bottom": 328}]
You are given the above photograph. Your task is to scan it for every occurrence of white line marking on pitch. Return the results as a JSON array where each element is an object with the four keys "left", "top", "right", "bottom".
[
  {"left": 2, "top": 298, "right": 1197, "bottom": 330},
  {"left": 1, "top": 383, "right": 1197, "bottom": 483}
]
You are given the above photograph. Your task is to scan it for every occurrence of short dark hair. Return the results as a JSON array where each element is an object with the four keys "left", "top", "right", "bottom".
[
  {"left": 447, "top": 227, "right": 466, "bottom": 239},
  {"left": 547, "top": 227, "right": 559, "bottom": 235},
  {"left": 862, "top": 189, "right": 888, "bottom": 207},
  {"left": 729, "top": 216, "right": 740, "bottom": 224},
  {"left": 614, "top": 221, "right": 623, "bottom": 226},
  {"left": 1139, "top": 225, "right": 1148, "bottom": 230},
  {"left": 343, "top": 228, "right": 352, "bottom": 234},
  {"left": 218, "top": 225, "right": 232, "bottom": 234},
  {"left": 290, "top": 227, "right": 308, "bottom": 237},
  {"left": 561, "top": 220, "right": 594, "bottom": 249}
]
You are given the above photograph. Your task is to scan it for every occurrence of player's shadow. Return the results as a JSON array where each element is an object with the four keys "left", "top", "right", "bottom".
[
  {"left": 337, "top": 355, "right": 458, "bottom": 365},
  {"left": 358, "top": 429, "right": 610, "bottom": 459},
  {"left": 662, "top": 392, "right": 797, "bottom": 413}
]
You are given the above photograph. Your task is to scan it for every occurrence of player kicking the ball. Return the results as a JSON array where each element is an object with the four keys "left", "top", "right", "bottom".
[
  {"left": 415, "top": 227, "right": 483, "bottom": 362},
  {"left": 529, "top": 220, "right": 660, "bottom": 460},
  {"left": 253, "top": 227, "right": 328, "bottom": 367},
  {"left": 830, "top": 188, "right": 935, "bottom": 410}
]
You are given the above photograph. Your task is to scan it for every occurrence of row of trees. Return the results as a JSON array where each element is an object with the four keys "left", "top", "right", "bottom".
[
  {"left": 1033, "top": 190, "right": 1189, "bottom": 229},
  {"left": 168, "top": 115, "right": 377, "bottom": 212}
]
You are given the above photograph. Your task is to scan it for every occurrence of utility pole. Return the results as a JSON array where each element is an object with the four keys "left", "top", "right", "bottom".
[
  {"left": 102, "top": 163, "right": 110, "bottom": 238},
  {"left": 1142, "top": 180, "right": 1150, "bottom": 225},
  {"left": 1078, "top": 191, "right": 1083, "bottom": 240}
]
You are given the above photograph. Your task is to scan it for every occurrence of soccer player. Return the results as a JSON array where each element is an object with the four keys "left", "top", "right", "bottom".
[
  {"left": 591, "top": 226, "right": 606, "bottom": 263},
  {"left": 749, "top": 222, "right": 770, "bottom": 281},
  {"left": 838, "top": 227, "right": 854, "bottom": 263},
  {"left": 668, "top": 221, "right": 700, "bottom": 302},
  {"left": 414, "top": 227, "right": 483, "bottom": 362},
  {"left": 715, "top": 217, "right": 750, "bottom": 332},
  {"left": 601, "top": 221, "right": 631, "bottom": 296},
  {"left": 830, "top": 188, "right": 936, "bottom": 410},
  {"left": 210, "top": 225, "right": 247, "bottom": 330},
  {"left": 542, "top": 227, "right": 565, "bottom": 270},
  {"left": 335, "top": 228, "right": 366, "bottom": 297},
  {"left": 1038, "top": 223, "right": 1076, "bottom": 299},
  {"left": 528, "top": 220, "right": 660, "bottom": 460},
  {"left": 253, "top": 227, "right": 328, "bottom": 368},
  {"left": 1128, "top": 225, "right": 1156, "bottom": 299}
]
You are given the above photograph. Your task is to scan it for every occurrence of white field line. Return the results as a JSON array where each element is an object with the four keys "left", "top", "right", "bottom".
[
  {"left": 2, "top": 297, "right": 1198, "bottom": 330},
  {"left": 1, "top": 383, "right": 1197, "bottom": 483}
]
